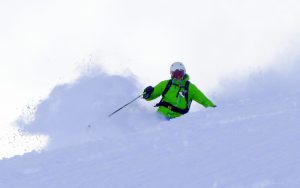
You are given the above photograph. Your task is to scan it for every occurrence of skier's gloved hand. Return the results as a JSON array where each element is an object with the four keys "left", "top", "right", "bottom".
[
  {"left": 212, "top": 105, "right": 217, "bottom": 108},
  {"left": 143, "top": 86, "right": 154, "bottom": 99}
]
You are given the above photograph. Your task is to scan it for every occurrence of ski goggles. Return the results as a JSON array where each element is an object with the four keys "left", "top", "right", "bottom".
[{"left": 171, "top": 69, "right": 185, "bottom": 80}]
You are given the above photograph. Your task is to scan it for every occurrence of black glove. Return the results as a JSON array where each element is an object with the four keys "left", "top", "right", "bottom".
[{"left": 143, "top": 86, "right": 154, "bottom": 99}]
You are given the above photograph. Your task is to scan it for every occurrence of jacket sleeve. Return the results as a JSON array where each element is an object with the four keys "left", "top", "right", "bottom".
[
  {"left": 190, "top": 84, "right": 216, "bottom": 107},
  {"left": 145, "top": 80, "right": 168, "bottom": 101}
]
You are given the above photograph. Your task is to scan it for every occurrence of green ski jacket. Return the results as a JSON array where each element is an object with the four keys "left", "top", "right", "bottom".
[{"left": 146, "top": 74, "right": 215, "bottom": 119}]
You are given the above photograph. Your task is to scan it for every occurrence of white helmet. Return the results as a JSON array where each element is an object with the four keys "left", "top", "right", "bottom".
[{"left": 170, "top": 62, "right": 186, "bottom": 79}]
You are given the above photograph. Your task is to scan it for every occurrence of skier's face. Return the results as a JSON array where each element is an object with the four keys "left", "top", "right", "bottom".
[{"left": 171, "top": 69, "right": 185, "bottom": 80}]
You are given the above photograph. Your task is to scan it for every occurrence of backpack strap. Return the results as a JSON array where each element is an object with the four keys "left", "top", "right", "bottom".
[
  {"left": 162, "top": 79, "right": 172, "bottom": 98},
  {"left": 155, "top": 79, "right": 172, "bottom": 107},
  {"left": 184, "top": 81, "right": 191, "bottom": 108}
]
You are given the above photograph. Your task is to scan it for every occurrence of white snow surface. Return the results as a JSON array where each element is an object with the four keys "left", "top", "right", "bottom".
[{"left": 0, "top": 65, "right": 300, "bottom": 188}]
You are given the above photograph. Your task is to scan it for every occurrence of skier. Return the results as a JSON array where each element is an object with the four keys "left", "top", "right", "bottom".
[{"left": 143, "top": 62, "right": 216, "bottom": 119}]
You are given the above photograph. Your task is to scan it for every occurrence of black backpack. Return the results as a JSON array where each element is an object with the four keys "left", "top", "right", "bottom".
[{"left": 155, "top": 80, "right": 191, "bottom": 114}]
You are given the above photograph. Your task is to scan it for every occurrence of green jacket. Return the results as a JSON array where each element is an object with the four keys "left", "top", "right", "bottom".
[{"left": 146, "top": 74, "right": 215, "bottom": 119}]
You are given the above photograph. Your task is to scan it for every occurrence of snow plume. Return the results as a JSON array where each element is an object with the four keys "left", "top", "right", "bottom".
[
  {"left": 17, "top": 60, "right": 300, "bottom": 151},
  {"left": 217, "top": 60, "right": 300, "bottom": 109},
  {"left": 188, "top": 59, "right": 300, "bottom": 138},
  {"left": 18, "top": 69, "right": 160, "bottom": 150}
]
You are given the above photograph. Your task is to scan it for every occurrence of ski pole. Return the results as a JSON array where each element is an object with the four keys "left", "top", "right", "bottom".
[{"left": 108, "top": 94, "right": 143, "bottom": 117}]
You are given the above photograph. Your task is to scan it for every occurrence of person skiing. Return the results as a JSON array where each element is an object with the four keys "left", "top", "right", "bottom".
[{"left": 143, "top": 62, "right": 216, "bottom": 119}]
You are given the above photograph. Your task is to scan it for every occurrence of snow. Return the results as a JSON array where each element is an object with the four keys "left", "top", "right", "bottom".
[{"left": 0, "top": 64, "right": 300, "bottom": 188}]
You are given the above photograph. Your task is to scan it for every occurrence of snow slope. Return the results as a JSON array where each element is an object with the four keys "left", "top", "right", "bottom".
[{"left": 0, "top": 64, "right": 300, "bottom": 188}]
